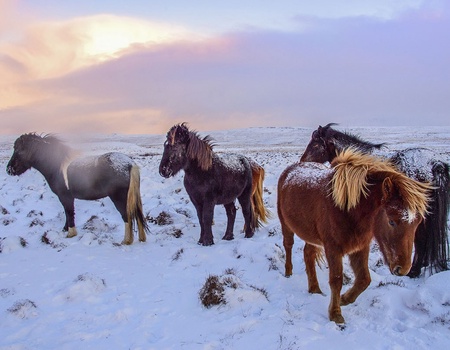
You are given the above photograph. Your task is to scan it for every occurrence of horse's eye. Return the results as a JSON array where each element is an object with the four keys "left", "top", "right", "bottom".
[{"left": 389, "top": 219, "right": 396, "bottom": 227}]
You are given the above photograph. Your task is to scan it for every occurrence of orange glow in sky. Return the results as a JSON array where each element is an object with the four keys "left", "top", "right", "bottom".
[{"left": 1, "top": 0, "right": 449, "bottom": 135}]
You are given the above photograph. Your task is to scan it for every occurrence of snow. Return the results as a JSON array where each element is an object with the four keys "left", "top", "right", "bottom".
[
  {"left": 0, "top": 126, "right": 449, "bottom": 349},
  {"left": 282, "top": 162, "right": 331, "bottom": 189}
]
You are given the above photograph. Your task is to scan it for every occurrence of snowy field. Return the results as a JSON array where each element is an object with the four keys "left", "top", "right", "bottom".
[{"left": 0, "top": 126, "right": 449, "bottom": 349}]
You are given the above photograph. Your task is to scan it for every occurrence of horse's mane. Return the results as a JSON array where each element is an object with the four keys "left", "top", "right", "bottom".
[
  {"left": 330, "top": 148, "right": 431, "bottom": 220},
  {"left": 21, "top": 132, "right": 65, "bottom": 147},
  {"left": 20, "top": 132, "right": 75, "bottom": 166},
  {"left": 168, "top": 123, "right": 214, "bottom": 171},
  {"left": 320, "top": 123, "right": 385, "bottom": 153}
]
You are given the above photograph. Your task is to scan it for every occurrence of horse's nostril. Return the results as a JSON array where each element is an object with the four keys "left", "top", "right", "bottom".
[{"left": 393, "top": 266, "right": 401, "bottom": 276}]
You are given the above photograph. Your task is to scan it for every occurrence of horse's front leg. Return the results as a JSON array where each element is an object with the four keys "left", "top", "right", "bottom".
[
  {"left": 341, "top": 246, "right": 371, "bottom": 306},
  {"left": 191, "top": 200, "right": 206, "bottom": 245},
  {"left": 200, "top": 201, "right": 215, "bottom": 246},
  {"left": 325, "top": 248, "right": 345, "bottom": 324},
  {"left": 60, "top": 195, "right": 77, "bottom": 238},
  {"left": 222, "top": 202, "right": 236, "bottom": 240}
]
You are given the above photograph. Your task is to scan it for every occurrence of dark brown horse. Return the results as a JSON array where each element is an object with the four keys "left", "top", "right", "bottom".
[
  {"left": 278, "top": 149, "right": 431, "bottom": 323},
  {"left": 159, "top": 123, "right": 269, "bottom": 246},
  {"left": 7, "top": 133, "right": 148, "bottom": 244},
  {"left": 301, "top": 123, "right": 449, "bottom": 277}
]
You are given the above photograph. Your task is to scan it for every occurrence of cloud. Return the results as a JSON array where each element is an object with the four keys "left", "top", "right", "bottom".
[
  {"left": 2, "top": 14, "right": 202, "bottom": 80},
  {"left": 1, "top": 3, "right": 449, "bottom": 134}
]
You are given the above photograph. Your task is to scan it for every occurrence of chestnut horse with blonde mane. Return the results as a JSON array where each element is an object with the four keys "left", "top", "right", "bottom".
[
  {"left": 278, "top": 149, "right": 431, "bottom": 324},
  {"left": 301, "top": 123, "right": 449, "bottom": 277},
  {"left": 159, "top": 123, "right": 269, "bottom": 246}
]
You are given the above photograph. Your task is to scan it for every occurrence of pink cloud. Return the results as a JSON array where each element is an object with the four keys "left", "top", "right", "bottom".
[{"left": 1, "top": 5, "right": 450, "bottom": 135}]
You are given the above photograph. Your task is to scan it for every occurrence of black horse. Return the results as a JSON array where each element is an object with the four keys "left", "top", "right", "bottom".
[
  {"left": 6, "top": 133, "right": 148, "bottom": 245},
  {"left": 159, "top": 123, "right": 269, "bottom": 246},
  {"left": 301, "top": 123, "right": 449, "bottom": 277}
]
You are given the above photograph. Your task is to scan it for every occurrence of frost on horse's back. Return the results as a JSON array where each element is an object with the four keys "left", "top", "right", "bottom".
[{"left": 283, "top": 162, "right": 331, "bottom": 189}]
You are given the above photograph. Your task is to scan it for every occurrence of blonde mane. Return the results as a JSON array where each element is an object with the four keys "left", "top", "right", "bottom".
[
  {"left": 330, "top": 149, "right": 432, "bottom": 219},
  {"left": 186, "top": 130, "right": 214, "bottom": 171}
]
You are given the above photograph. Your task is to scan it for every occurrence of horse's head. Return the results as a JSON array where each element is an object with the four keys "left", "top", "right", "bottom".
[
  {"left": 331, "top": 149, "right": 432, "bottom": 276},
  {"left": 300, "top": 123, "right": 338, "bottom": 162},
  {"left": 159, "top": 123, "right": 191, "bottom": 178},
  {"left": 159, "top": 123, "right": 214, "bottom": 178},
  {"left": 6, "top": 134, "right": 39, "bottom": 176},
  {"left": 373, "top": 176, "right": 431, "bottom": 276}
]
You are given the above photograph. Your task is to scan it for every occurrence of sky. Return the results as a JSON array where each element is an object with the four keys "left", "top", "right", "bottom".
[{"left": 0, "top": 0, "right": 449, "bottom": 135}]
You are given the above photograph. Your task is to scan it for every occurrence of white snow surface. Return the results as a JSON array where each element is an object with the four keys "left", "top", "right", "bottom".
[{"left": 0, "top": 126, "right": 449, "bottom": 350}]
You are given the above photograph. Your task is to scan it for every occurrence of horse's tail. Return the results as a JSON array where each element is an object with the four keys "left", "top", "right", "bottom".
[
  {"left": 127, "top": 165, "right": 149, "bottom": 242},
  {"left": 249, "top": 160, "right": 270, "bottom": 230},
  {"left": 425, "top": 161, "right": 450, "bottom": 273}
]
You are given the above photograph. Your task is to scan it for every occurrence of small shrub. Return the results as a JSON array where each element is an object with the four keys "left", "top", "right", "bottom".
[
  {"left": 41, "top": 233, "right": 51, "bottom": 245},
  {"left": 267, "top": 256, "right": 279, "bottom": 271},
  {"left": 29, "top": 218, "right": 44, "bottom": 227},
  {"left": 199, "top": 275, "right": 226, "bottom": 308},
  {"left": 170, "top": 228, "right": 183, "bottom": 238},
  {"left": 1, "top": 206, "right": 9, "bottom": 215},
  {"left": 19, "top": 237, "right": 27, "bottom": 248},
  {"left": 0, "top": 288, "right": 13, "bottom": 298},
  {"left": 172, "top": 248, "right": 184, "bottom": 261},
  {"left": 377, "top": 280, "right": 405, "bottom": 288},
  {"left": 27, "top": 210, "right": 43, "bottom": 217},
  {"left": 148, "top": 211, "right": 173, "bottom": 225},
  {"left": 7, "top": 299, "right": 37, "bottom": 318},
  {"left": 250, "top": 285, "right": 269, "bottom": 301}
]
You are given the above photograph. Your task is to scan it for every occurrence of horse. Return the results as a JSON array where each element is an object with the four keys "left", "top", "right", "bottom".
[
  {"left": 301, "top": 123, "right": 450, "bottom": 277},
  {"left": 6, "top": 133, "right": 148, "bottom": 245},
  {"left": 278, "top": 149, "right": 432, "bottom": 324},
  {"left": 159, "top": 123, "right": 269, "bottom": 246}
]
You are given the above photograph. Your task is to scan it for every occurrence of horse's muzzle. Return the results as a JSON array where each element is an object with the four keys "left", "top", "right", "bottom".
[
  {"left": 159, "top": 167, "right": 172, "bottom": 178},
  {"left": 392, "top": 265, "right": 410, "bottom": 276}
]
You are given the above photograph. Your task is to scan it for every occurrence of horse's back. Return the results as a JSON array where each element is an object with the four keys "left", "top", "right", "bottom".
[
  {"left": 185, "top": 152, "right": 252, "bottom": 204},
  {"left": 278, "top": 162, "right": 332, "bottom": 245},
  {"left": 390, "top": 148, "right": 448, "bottom": 183},
  {"left": 67, "top": 152, "right": 134, "bottom": 199}
]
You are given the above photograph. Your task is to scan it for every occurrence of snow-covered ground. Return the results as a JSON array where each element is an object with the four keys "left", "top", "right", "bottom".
[{"left": 0, "top": 126, "right": 449, "bottom": 349}]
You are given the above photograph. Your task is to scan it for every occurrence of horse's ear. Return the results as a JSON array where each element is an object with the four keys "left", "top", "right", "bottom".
[
  {"left": 317, "top": 125, "right": 324, "bottom": 136},
  {"left": 382, "top": 177, "right": 394, "bottom": 202},
  {"left": 326, "top": 140, "right": 337, "bottom": 157}
]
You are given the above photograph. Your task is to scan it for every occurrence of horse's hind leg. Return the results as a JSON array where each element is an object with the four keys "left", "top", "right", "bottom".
[
  {"left": 238, "top": 186, "right": 254, "bottom": 238},
  {"left": 110, "top": 191, "right": 133, "bottom": 245},
  {"left": 304, "top": 243, "right": 323, "bottom": 294},
  {"left": 324, "top": 247, "right": 345, "bottom": 324},
  {"left": 222, "top": 202, "right": 236, "bottom": 241},
  {"left": 282, "top": 223, "right": 295, "bottom": 277},
  {"left": 341, "top": 246, "right": 371, "bottom": 306}
]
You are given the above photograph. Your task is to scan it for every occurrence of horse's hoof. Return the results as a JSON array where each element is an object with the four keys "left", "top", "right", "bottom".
[
  {"left": 244, "top": 232, "right": 254, "bottom": 238},
  {"left": 308, "top": 287, "right": 323, "bottom": 295},
  {"left": 121, "top": 240, "right": 133, "bottom": 245},
  {"left": 66, "top": 227, "right": 77, "bottom": 238},
  {"left": 407, "top": 268, "right": 421, "bottom": 278},
  {"left": 222, "top": 234, "right": 234, "bottom": 241},
  {"left": 330, "top": 314, "right": 345, "bottom": 325},
  {"left": 200, "top": 240, "right": 214, "bottom": 246}
]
